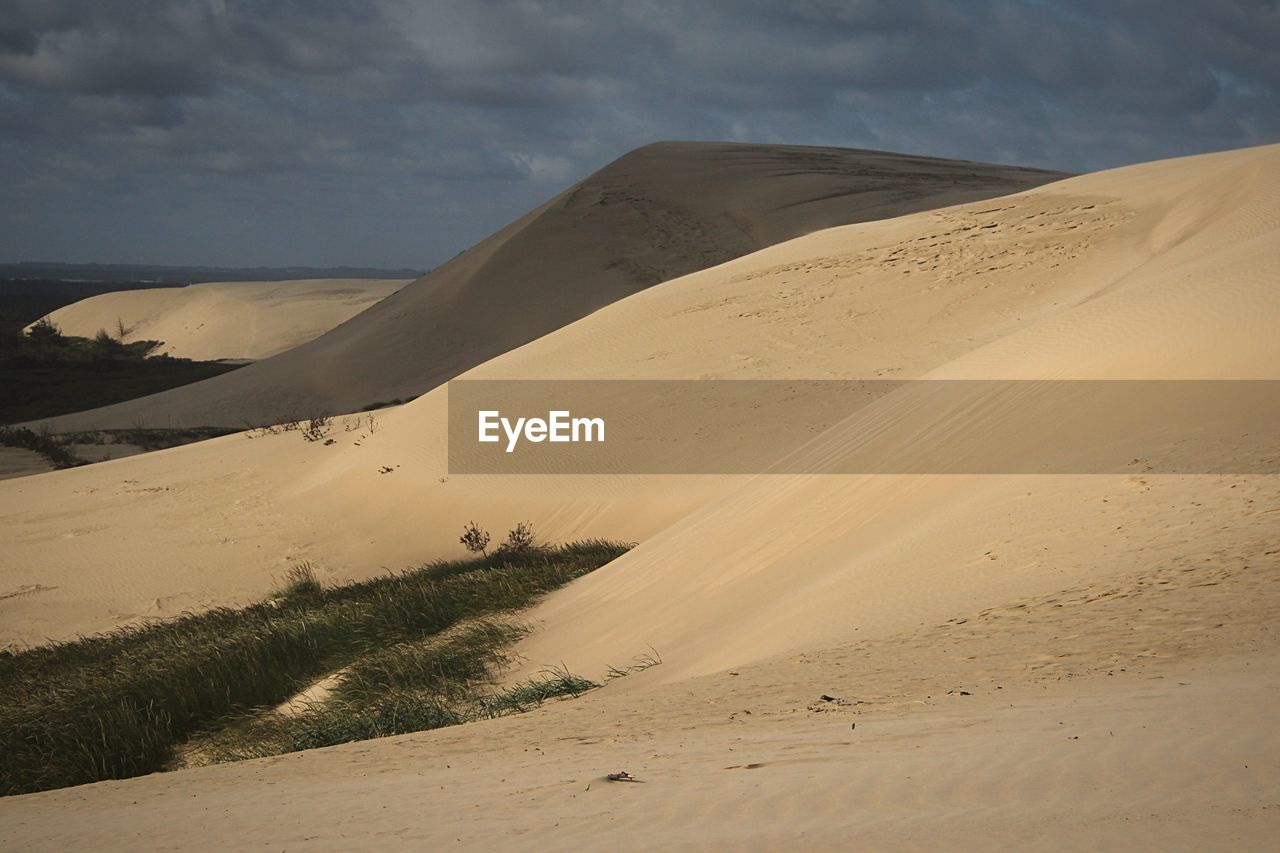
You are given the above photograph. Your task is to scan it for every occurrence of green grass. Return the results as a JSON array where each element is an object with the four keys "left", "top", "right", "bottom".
[
  {"left": 178, "top": 620, "right": 580, "bottom": 764},
  {"left": 274, "top": 562, "right": 324, "bottom": 600},
  {"left": 0, "top": 540, "right": 631, "bottom": 796}
]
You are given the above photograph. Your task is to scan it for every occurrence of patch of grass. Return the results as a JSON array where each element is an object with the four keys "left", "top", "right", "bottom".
[
  {"left": 189, "top": 693, "right": 468, "bottom": 762},
  {"left": 274, "top": 562, "right": 323, "bottom": 600},
  {"left": 478, "top": 667, "right": 600, "bottom": 716},
  {"left": 0, "top": 540, "right": 632, "bottom": 796},
  {"left": 182, "top": 624, "right": 608, "bottom": 766},
  {"left": 183, "top": 620, "right": 526, "bottom": 763}
]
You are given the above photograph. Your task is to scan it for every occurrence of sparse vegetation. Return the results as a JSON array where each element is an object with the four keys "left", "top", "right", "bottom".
[
  {"left": 0, "top": 425, "right": 85, "bottom": 469},
  {"left": 25, "top": 317, "right": 62, "bottom": 344},
  {"left": 71, "top": 426, "right": 239, "bottom": 453},
  {"left": 0, "top": 538, "right": 633, "bottom": 796},
  {"left": 301, "top": 415, "right": 333, "bottom": 442},
  {"left": 0, "top": 322, "right": 242, "bottom": 423},
  {"left": 460, "top": 521, "right": 491, "bottom": 556},
  {"left": 0, "top": 425, "right": 239, "bottom": 469},
  {"left": 247, "top": 412, "right": 361, "bottom": 443},
  {"left": 496, "top": 520, "right": 540, "bottom": 555}
]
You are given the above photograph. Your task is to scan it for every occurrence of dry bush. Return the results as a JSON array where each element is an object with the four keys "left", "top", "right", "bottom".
[
  {"left": 460, "top": 521, "right": 491, "bottom": 556},
  {"left": 301, "top": 416, "right": 332, "bottom": 442},
  {"left": 496, "top": 521, "right": 540, "bottom": 555}
]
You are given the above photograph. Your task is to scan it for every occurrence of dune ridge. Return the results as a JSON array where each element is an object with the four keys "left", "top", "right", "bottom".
[{"left": 31, "top": 142, "right": 1065, "bottom": 431}]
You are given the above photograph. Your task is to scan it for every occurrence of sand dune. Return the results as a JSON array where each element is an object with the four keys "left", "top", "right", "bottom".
[
  {"left": 1, "top": 143, "right": 1277, "bottom": 847},
  {"left": 31, "top": 142, "right": 1064, "bottom": 430},
  {"left": 30, "top": 278, "right": 411, "bottom": 362},
  {"left": 0, "top": 144, "right": 1274, "bottom": 648}
]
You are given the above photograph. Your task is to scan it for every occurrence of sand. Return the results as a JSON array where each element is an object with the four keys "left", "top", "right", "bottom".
[
  {"left": 31, "top": 278, "right": 411, "bottom": 362},
  {"left": 29, "top": 142, "right": 1065, "bottom": 431},
  {"left": 0, "top": 142, "right": 1277, "bottom": 848}
]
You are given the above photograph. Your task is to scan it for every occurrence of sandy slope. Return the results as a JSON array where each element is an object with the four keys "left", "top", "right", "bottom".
[
  {"left": 2, "top": 565, "right": 1276, "bottom": 849},
  {"left": 0, "top": 144, "right": 1277, "bottom": 847},
  {"left": 33, "top": 142, "right": 1064, "bottom": 430},
  {"left": 31, "top": 278, "right": 411, "bottom": 362}
]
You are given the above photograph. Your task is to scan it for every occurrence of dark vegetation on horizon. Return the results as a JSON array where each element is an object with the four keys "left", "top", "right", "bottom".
[
  {"left": 0, "top": 538, "right": 634, "bottom": 797},
  {"left": 0, "top": 317, "right": 243, "bottom": 424},
  {"left": 0, "top": 424, "right": 240, "bottom": 470}
]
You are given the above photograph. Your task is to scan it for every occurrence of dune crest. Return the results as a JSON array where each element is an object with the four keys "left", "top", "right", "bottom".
[{"left": 32, "top": 142, "right": 1065, "bottom": 431}]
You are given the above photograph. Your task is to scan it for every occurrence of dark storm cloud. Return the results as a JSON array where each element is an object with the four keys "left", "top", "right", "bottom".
[{"left": 0, "top": 0, "right": 1276, "bottom": 268}]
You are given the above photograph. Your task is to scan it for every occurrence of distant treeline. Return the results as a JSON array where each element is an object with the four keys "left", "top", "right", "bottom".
[{"left": 0, "top": 261, "right": 423, "bottom": 284}]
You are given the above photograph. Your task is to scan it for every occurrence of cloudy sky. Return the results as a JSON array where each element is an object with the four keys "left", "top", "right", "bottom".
[{"left": 1, "top": 0, "right": 1276, "bottom": 269}]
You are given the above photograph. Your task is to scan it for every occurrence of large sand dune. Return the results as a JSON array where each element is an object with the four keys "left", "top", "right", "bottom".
[
  {"left": 1, "top": 143, "right": 1277, "bottom": 848},
  {"left": 30, "top": 278, "right": 411, "bottom": 362},
  {"left": 33, "top": 142, "right": 1064, "bottom": 430},
  {"left": 2, "top": 143, "right": 1273, "bottom": 647}
]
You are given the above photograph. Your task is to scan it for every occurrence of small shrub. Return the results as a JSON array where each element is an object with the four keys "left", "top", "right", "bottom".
[
  {"left": 91, "top": 328, "right": 128, "bottom": 360},
  {"left": 460, "top": 521, "right": 490, "bottom": 556},
  {"left": 496, "top": 521, "right": 539, "bottom": 555},
  {"left": 26, "top": 318, "right": 63, "bottom": 344},
  {"left": 301, "top": 416, "right": 332, "bottom": 442}
]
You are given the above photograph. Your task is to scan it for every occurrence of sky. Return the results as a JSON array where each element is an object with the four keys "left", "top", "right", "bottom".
[{"left": 1, "top": 0, "right": 1277, "bottom": 270}]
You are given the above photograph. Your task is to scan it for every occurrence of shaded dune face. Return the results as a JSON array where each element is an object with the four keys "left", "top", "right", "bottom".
[{"left": 36, "top": 142, "right": 1066, "bottom": 430}]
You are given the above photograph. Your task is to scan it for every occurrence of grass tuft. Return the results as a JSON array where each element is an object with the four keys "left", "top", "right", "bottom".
[{"left": 274, "top": 562, "right": 323, "bottom": 600}]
